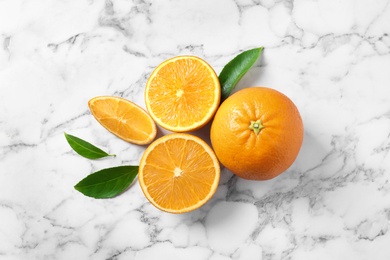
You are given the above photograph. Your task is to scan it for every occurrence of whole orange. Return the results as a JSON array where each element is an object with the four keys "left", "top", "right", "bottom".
[{"left": 210, "top": 87, "right": 304, "bottom": 180}]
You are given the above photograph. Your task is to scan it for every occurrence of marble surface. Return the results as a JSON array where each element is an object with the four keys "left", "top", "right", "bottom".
[{"left": 1, "top": 0, "right": 390, "bottom": 259}]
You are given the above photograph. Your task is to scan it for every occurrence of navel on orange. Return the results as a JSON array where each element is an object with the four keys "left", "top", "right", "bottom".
[
  {"left": 88, "top": 96, "right": 157, "bottom": 145},
  {"left": 210, "top": 87, "right": 304, "bottom": 180},
  {"left": 145, "top": 56, "right": 220, "bottom": 132},
  {"left": 138, "top": 133, "right": 220, "bottom": 213}
]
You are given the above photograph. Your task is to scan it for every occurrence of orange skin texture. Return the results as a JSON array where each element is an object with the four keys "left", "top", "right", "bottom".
[{"left": 210, "top": 87, "right": 304, "bottom": 180}]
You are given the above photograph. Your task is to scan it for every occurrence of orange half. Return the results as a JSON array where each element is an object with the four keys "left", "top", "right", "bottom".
[
  {"left": 138, "top": 133, "right": 220, "bottom": 213},
  {"left": 88, "top": 96, "right": 157, "bottom": 145},
  {"left": 145, "top": 56, "right": 221, "bottom": 132}
]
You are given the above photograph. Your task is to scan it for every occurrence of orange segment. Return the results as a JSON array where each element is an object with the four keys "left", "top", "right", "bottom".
[
  {"left": 88, "top": 96, "right": 157, "bottom": 145},
  {"left": 145, "top": 56, "right": 221, "bottom": 132},
  {"left": 138, "top": 133, "right": 220, "bottom": 213}
]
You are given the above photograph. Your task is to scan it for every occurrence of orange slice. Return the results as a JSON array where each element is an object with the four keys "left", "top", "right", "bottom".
[
  {"left": 138, "top": 133, "right": 220, "bottom": 213},
  {"left": 145, "top": 56, "right": 221, "bottom": 132},
  {"left": 88, "top": 96, "right": 157, "bottom": 145}
]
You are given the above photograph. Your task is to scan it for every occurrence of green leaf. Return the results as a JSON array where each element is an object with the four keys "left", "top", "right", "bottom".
[
  {"left": 219, "top": 47, "right": 264, "bottom": 102},
  {"left": 64, "top": 132, "right": 115, "bottom": 159},
  {"left": 74, "top": 165, "right": 138, "bottom": 198}
]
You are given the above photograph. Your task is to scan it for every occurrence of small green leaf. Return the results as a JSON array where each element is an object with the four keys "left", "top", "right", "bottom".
[
  {"left": 74, "top": 165, "right": 138, "bottom": 198},
  {"left": 64, "top": 132, "right": 115, "bottom": 159},
  {"left": 219, "top": 47, "right": 264, "bottom": 102}
]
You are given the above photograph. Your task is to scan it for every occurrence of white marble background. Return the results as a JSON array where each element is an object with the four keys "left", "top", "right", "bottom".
[{"left": 1, "top": 0, "right": 390, "bottom": 259}]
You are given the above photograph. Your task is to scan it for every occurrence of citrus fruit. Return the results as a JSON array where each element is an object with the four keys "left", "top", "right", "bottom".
[
  {"left": 210, "top": 87, "right": 304, "bottom": 180},
  {"left": 145, "top": 56, "right": 221, "bottom": 132},
  {"left": 88, "top": 96, "right": 157, "bottom": 145},
  {"left": 138, "top": 133, "right": 220, "bottom": 213}
]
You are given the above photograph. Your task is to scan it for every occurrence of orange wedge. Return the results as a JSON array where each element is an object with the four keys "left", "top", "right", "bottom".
[
  {"left": 88, "top": 96, "right": 157, "bottom": 145},
  {"left": 145, "top": 56, "right": 221, "bottom": 132},
  {"left": 138, "top": 133, "right": 220, "bottom": 213}
]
